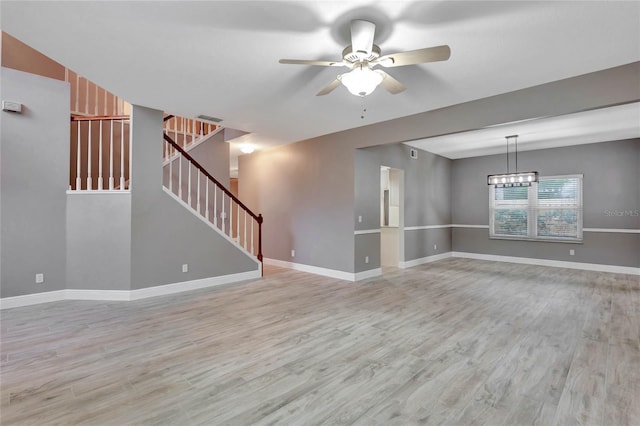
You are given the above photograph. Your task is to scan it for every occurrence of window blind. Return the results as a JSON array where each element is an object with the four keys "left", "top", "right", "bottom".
[{"left": 489, "top": 175, "right": 583, "bottom": 242}]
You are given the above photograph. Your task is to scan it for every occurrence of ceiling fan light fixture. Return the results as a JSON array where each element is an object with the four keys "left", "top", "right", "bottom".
[{"left": 339, "top": 64, "right": 384, "bottom": 97}]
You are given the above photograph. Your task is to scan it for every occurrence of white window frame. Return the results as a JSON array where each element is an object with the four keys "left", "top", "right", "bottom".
[{"left": 489, "top": 174, "right": 583, "bottom": 242}]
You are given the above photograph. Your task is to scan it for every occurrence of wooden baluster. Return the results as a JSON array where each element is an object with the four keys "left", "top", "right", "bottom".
[
  {"left": 98, "top": 120, "right": 103, "bottom": 190},
  {"left": 196, "top": 170, "right": 201, "bottom": 213},
  {"left": 109, "top": 120, "right": 114, "bottom": 190},
  {"left": 94, "top": 84, "right": 98, "bottom": 115},
  {"left": 229, "top": 193, "right": 233, "bottom": 239},
  {"left": 205, "top": 180, "right": 209, "bottom": 221},
  {"left": 103, "top": 87, "right": 107, "bottom": 116},
  {"left": 181, "top": 117, "right": 185, "bottom": 148},
  {"left": 178, "top": 155, "right": 183, "bottom": 199},
  {"left": 236, "top": 202, "right": 240, "bottom": 243},
  {"left": 164, "top": 136, "right": 168, "bottom": 162},
  {"left": 188, "top": 163, "right": 192, "bottom": 207},
  {"left": 87, "top": 120, "right": 92, "bottom": 190},
  {"left": 251, "top": 219, "right": 255, "bottom": 255},
  {"left": 75, "top": 73, "right": 80, "bottom": 113},
  {"left": 221, "top": 192, "right": 226, "bottom": 233},
  {"left": 76, "top": 121, "right": 81, "bottom": 190},
  {"left": 200, "top": 121, "right": 203, "bottom": 136},
  {"left": 213, "top": 185, "right": 218, "bottom": 227},
  {"left": 120, "top": 120, "right": 125, "bottom": 190},
  {"left": 169, "top": 143, "right": 173, "bottom": 194},
  {"left": 191, "top": 119, "right": 195, "bottom": 144},
  {"left": 174, "top": 117, "right": 178, "bottom": 147},
  {"left": 244, "top": 210, "right": 247, "bottom": 250},
  {"left": 84, "top": 77, "right": 89, "bottom": 115}
]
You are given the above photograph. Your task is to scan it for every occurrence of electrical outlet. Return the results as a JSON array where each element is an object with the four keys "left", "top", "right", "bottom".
[
  {"left": 358, "top": 215, "right": 362, "bottom": 223},
  {"left": 434, "top": 244, "right": 437, "bottom": 251},
  {"left": 569, "top": 249, "right": 575, "bottom": 256},
  {"left": 291, "top": 249, "right": 295, "bottom": 258},
  {"left": 365, "top": 256, "right": 369, "bottom": 264},
  {"left": 35, "top": 273, "right": 44, "bottom": 284},
  {"left": 182, "top": 264, "right": 188, "bottom": 273}
]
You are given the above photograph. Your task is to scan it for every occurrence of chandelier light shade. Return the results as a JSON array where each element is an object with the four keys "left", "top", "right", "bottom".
[
  {"left": 487, "top": 171, "right": 539, "bottom": 187},
  {"left": 339, "top": 64, "right": 384, "bottom": 97},
  {"left": 487, "top": 135, "right": 539, "bottom": 187}
]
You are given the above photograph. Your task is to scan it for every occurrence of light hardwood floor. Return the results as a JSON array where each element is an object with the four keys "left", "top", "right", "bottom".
[{"left": 1, "top": 258, "right": 638, "bottom": 425}]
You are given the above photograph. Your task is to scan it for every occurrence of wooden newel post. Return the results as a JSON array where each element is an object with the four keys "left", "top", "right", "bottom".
[{"left": 257, "top": 214, "right": 264, "bottom": 263}]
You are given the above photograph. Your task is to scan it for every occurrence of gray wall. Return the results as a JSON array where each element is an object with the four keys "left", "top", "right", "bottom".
[
  {"left": 239, "top": 62, "right": 639, "bottom": 275},
  {"left": 451, "top": 139, "right": 640, "bottom": 267},
  {"left": 0, "top": 70, "right": 258, "bottom": 299},
  {"left": 163, "top": 130, "right": 232, "bottom": 229},
  {"left": 130, "top": 105, "right": 258, "bottom": 290},
  {"left": 354, "top": 144, "right": 452, "bottom": 272},
  {"left": 356, "top": 144, "right": 451, "bottom": 228},
  {"left": 66, "top": 193, "right": 132, "bottom": 290},
  {"left": 240, "top": 136, "right": 356, "bottom": 272},
  {"left": 189, "top": 130, "right": 230, "bottom": 186},
  {"left": 0, "top": 67, "right": 69, "bottom": 297}
]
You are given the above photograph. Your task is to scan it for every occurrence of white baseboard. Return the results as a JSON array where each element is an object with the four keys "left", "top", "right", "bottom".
[
  {"left": 0, "top": 269, "right": 261, "bottom": 310},
  {"left": 129, "top": 269, "right": 260, "bottom": 300},
  {"left": 399, "top": 252, "right": 453, "bottom": 269},
  {"left": 0, "top": 290, "right": 67, "bottom": 310},
  {"left": 264, "top": 258, "right": 378, "bottom": 282},
  {"left": 65, "top": 289, "right": 132, "bottom": 301},
  {"left": 451, "top": 252, "right": 640, "bottom": 275},
  {"left": 354, "top": 268, "right": 382, "bottom": 281}
]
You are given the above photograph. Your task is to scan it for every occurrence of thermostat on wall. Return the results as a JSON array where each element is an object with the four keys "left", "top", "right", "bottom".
[
  {"left": 2, "top": 100, "right": 22, "bottom": 113},
  {"left": 409, "top": 148, "right": 418, "bottom": 159}
]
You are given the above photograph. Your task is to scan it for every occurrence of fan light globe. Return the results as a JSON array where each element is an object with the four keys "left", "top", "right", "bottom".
[{"left": 339, "top": 65, "right": 384, "bottom": 97}]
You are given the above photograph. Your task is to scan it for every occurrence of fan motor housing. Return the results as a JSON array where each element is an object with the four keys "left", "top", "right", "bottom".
[{"left": 342, "top": 44, "right": 381, "bottom": 63}]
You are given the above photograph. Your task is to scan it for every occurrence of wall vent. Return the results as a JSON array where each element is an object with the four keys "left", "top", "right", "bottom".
[{"left": 197, "top": 114, "right": 223, "bottom": 123}]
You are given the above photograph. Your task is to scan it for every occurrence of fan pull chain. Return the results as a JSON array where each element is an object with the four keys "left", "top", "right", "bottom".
[{"left": 361, "top": 98, "right": 367, "bottom": 120}]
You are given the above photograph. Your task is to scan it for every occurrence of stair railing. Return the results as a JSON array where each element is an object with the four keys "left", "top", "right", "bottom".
[
  {"left": 65, "top": 68, "right": 129, "bottom": 117},
  {"left": 69, "top": 115, "right": 130, "bottom": 191},
  {"left": 163, "top": 133, "right": 263, "bottom": 262},
  {"left": 162, "top": 114, "right": 220, "bottom": 162}
]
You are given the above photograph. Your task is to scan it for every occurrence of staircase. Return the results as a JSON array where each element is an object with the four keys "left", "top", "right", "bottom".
[
  {"left": 66, "top": 72, "right": 263, "bottom": 264},
  {"left": 162, "top": 132, "right": 263, "bottom": 261}
]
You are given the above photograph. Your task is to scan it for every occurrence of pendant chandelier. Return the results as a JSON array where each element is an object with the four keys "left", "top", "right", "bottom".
[{"left": 487, "top": 135, "right": 538, "bottom": 187}]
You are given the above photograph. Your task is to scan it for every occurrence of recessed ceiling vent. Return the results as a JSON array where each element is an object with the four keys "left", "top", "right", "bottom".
[{"left": 197, "top": 114, "right": 223, "bottom": 123}]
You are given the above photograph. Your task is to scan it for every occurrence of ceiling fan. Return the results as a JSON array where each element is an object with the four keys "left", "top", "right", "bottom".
[{"left": 279, "top": 20, "right": 451, "bottom": 97}]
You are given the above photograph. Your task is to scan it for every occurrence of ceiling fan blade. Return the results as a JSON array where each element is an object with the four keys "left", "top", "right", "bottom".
[
  {"left": 279, "top": 59, "right": 343, "bottom": 67},
  {"left": 350, "top": 20, "right": 375, "bottom": 56},
  {"left": 377, "top": 45, "right": 451, "bottom": 67},
  {"left": 316, "top": 78, "right": 342, "bottom": 96},
  {"left": 378, "top": 71, "right": 406, "bottom": 94}
]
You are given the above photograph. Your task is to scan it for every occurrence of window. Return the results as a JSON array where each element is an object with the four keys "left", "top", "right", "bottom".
[{"left": 489, "top": 174, "right": 582, "bottom": 242}]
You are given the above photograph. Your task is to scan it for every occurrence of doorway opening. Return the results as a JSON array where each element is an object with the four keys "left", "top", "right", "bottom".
[{"left": 380, "top": 166, "right": 404, "bottom": 270}]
